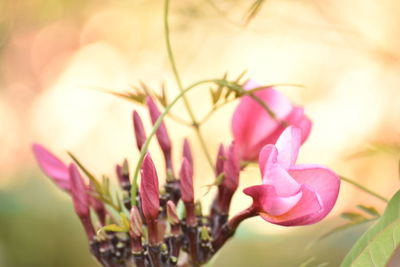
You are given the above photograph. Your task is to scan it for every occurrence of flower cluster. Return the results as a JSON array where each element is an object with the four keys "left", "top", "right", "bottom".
[{"left": 33, "top": 81, "right": 340, "bottom": 267}]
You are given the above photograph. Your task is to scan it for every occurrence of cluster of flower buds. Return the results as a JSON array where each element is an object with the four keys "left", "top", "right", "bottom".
[{"left": 33, "top": 81, "right": 340, "bottom": 267}]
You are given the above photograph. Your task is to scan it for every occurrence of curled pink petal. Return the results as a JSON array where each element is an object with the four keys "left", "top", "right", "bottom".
[
  {"left": 139, "top": 153, "right": 160, "bottom": 221},
  {"left": 289, "top": 164, "right": 340, "bottom": 223},
  {"left": 32, "top": 144, "right": 70, "bottom": 191},
  {"left": 260, "top": 145, "right": 300, "bottom": 196},
  {"left": 244, "top": 184, "right": 302, "bottom": 216},
  {"left": 259, "top": 185, "right": 323, "bottom": 226},
  {"left": 274, "top": 126, "right": 302, "bottom": 170}
]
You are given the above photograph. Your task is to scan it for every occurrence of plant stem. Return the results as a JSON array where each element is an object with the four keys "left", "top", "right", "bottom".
[
  {"left": 339, "top": 175, "right": 388, "bottom": 202},
  {"left": 164, "top": 0, "right": 214, "bottom": 170}
]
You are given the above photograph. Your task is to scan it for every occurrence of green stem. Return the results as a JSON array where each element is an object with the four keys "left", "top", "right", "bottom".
[
  {"left": 339, "top": 175, "right": 388, "bottom": 202},
  {"left": 164, "top": 0, "right": 215, "bottom": 170}
]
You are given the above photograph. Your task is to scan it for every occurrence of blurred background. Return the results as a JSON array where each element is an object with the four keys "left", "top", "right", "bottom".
[{"left": 1, "top": 0, "right": 400, "bottom": 266}]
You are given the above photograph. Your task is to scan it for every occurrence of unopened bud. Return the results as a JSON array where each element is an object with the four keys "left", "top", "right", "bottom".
[
  {"left": 133, "top": 111, "right": 147, "bottom": 151},
  {"left": 179, "top": 158, "right": 194, "bottom": 203},
  {"left": 222, "top": 142, "right": 240, "bottom": 192},
  {"left": 215, "top": 144, "right": 225, "bottom": 177},
  {"left": 182, "top": 138, "right": 193, "bottom": 167},
  {"left": 146, "top": 96, "right": 173, "bottom": 171},
  {"left": 166, "top": 200, "right": 180, "bottom": 226},
  {"left": 130, "top": 206, "right": 143, "bottom": 238},
  {"left": 139, "top": 153, "right": 160, "bottom": 222}
]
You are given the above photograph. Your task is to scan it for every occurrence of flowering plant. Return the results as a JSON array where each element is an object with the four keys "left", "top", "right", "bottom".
[{"left": 31, "top": 1, "right": 400, "bottom": 266}]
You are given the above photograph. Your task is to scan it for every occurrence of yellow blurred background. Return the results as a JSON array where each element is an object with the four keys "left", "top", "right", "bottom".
[{"left": 1, "top": 0, "right": 399, "bottom": 266}]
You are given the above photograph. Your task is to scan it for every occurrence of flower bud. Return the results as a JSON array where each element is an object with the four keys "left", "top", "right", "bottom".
[
  {"left": 166, "top": 200, "right": 180, "bottom": 226},
  {"left": 222, "top": 143, "right": 240, "bottom": 192},
  {"left": 130, "top": 206, "right": 143, "bottom": 238},
  {"left": 182, "top": 138, "right": 193, "bottom": 167},
  {"left": 32, "top": 144, "right": 70, "bottom": 191},
  {"left": 116, "top": 159, "right": 130, "bottom": 191},
  {"left": 139, "top": 153, "right": 160, "bottom": 222},
  {"left": 179, "top": 158, "right": 194, "bottom": 203},
  {"left": 133, "top": 111, "right": 147, "bottom": 151},
  {"left": 146, "top": 96, "right": 173, "bottom": 171},
  {"left": 69, "top": 163, "right": 95, "bottom": 240}
]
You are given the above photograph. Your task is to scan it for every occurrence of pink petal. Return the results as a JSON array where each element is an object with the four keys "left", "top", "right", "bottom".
[
  {"left": 69, "top": 164, "right": 89, "bottom": 217},
  {"left": 232, "top": 81, "right": 292, "bottom": 161},
  {"left": 289, "top": 164, "right": 340, "bottom": 223},
  {"left": 274, "top": 126, "right": 302, "bottom": 169},
  {"left": 259, "top": 184, "right": 323, "bottom": 226},
  {"left": 285, "top": 107, "right": 312, "bottom": 144},
  {"left": 140, "top": 153, "right": 160, "bottom": 221},
  {"left": 32, "top": 144, "right": 70, "bottom": 191},
  {"left": 259, "top": 145, "right": 301, "bottom": 196},
  {"left": 244, "top": 184, "right": 302, "bottom": 216},
  {"left": 179, "top": 158, "right": 194, "bottom": 203}
]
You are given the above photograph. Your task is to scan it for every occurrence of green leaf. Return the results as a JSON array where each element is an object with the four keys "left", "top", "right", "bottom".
[
  {"left": 341, "top": 212, "right": 367, "bottom": 222},
  {"left": 341, "top": 190, "right": 400, "bottom": 266},
  {"left": 119, "top": 213, "right": 130, "bottom": 229},
  {"left": 357, "top": 205, "right": 380, "bottom": 217}
]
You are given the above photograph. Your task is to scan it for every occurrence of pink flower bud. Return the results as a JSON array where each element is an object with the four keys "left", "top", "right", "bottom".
[
  {"left": 215, "top": 144, "right": 225, "bottom": 177},
  {"left": 116, "top": 159, "right": 130, "bottom": 191},
  {"left": 232, "top": 80, "right": 312, "bottom": 161},
  {"left": 222, "top": 143, "right": 240, "bottom": 192},
  {"left": 182, "top": 138, "right": 193, "bottom": 167},
  {"left": 69, "top": 164, "right": 89, "bottom": 217},
  {"left": 146, "top": 96, "right": 171, "bottom": 155},
  {"left": 32, "top": 144, "right": 70, "bottom": 191},
  {"left": 130, "top": 206, "right": 143, "bottom": 238},
  {"left": 166, "top": 200, "right": 180, "bottom": 226},
  {"left": 179, "top": 158, "right": 194, "bottom": 203},
  {"left": 69, "top": 163, "right": 95, "bottom": 239},
  {"left": 243, "top": 126, "right": 340, "bottom": 226},
  {"left": 133, "top": 111, "right": 147, "bottom": 151},
  {"left": 139, "top": 154, "right": 160, "bottom": 222}
]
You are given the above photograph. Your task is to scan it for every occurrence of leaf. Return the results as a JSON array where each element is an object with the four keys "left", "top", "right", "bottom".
[
  {"left": 341, "top": 190, "right": 400, "bottom": 267},
  {"left": 341, "top": 212, "right": 367, "bottom": 222},
  {"left": 318, "top": 219, "right": 374, "bottom": 241},
  {"left": 244, "top": 0, "right": 266, "bottom": 25},
  {"left": 119, "top": 213, "right": 130, "bottom": 229},
  {"left": 357, "top": 205, "right": 380, "bottom": 217}
]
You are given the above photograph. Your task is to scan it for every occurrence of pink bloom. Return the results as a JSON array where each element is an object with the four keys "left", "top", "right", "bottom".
[
  {"left": 139, "top": 153, "right": 160, "bottom": 222},
  {"left": 232, "top": 80, "right": 312, "bottom": 161},
  {"left": 243, "top": 126, "right": 340, "bottom": 226},
  {"left": 32, "top": 144, "right": 70, "bottom": 191}
]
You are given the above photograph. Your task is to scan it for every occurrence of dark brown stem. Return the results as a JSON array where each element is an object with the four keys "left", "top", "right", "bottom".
[
  {"left": 132, "top": 252, "right": 145, "bottom": 267},
  {"left": 212, "top": 206, "right": 257, "bottom": 253},
  {"left": 184, "top": 202, "right": 197, "bottom": 227},
  {"left": 148, "top": 219, "right": 160, "bottom": 246}
]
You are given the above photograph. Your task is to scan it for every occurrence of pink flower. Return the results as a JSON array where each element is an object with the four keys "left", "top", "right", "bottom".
[
  {"left": 232, "top": 80, "right": 312, "bottom": 161},
  {"left": 243, "top": 126, "right": 340, "bottom": 226},
  {"left": 32, "top": 144, "right": 70, "bottom": 191}
]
